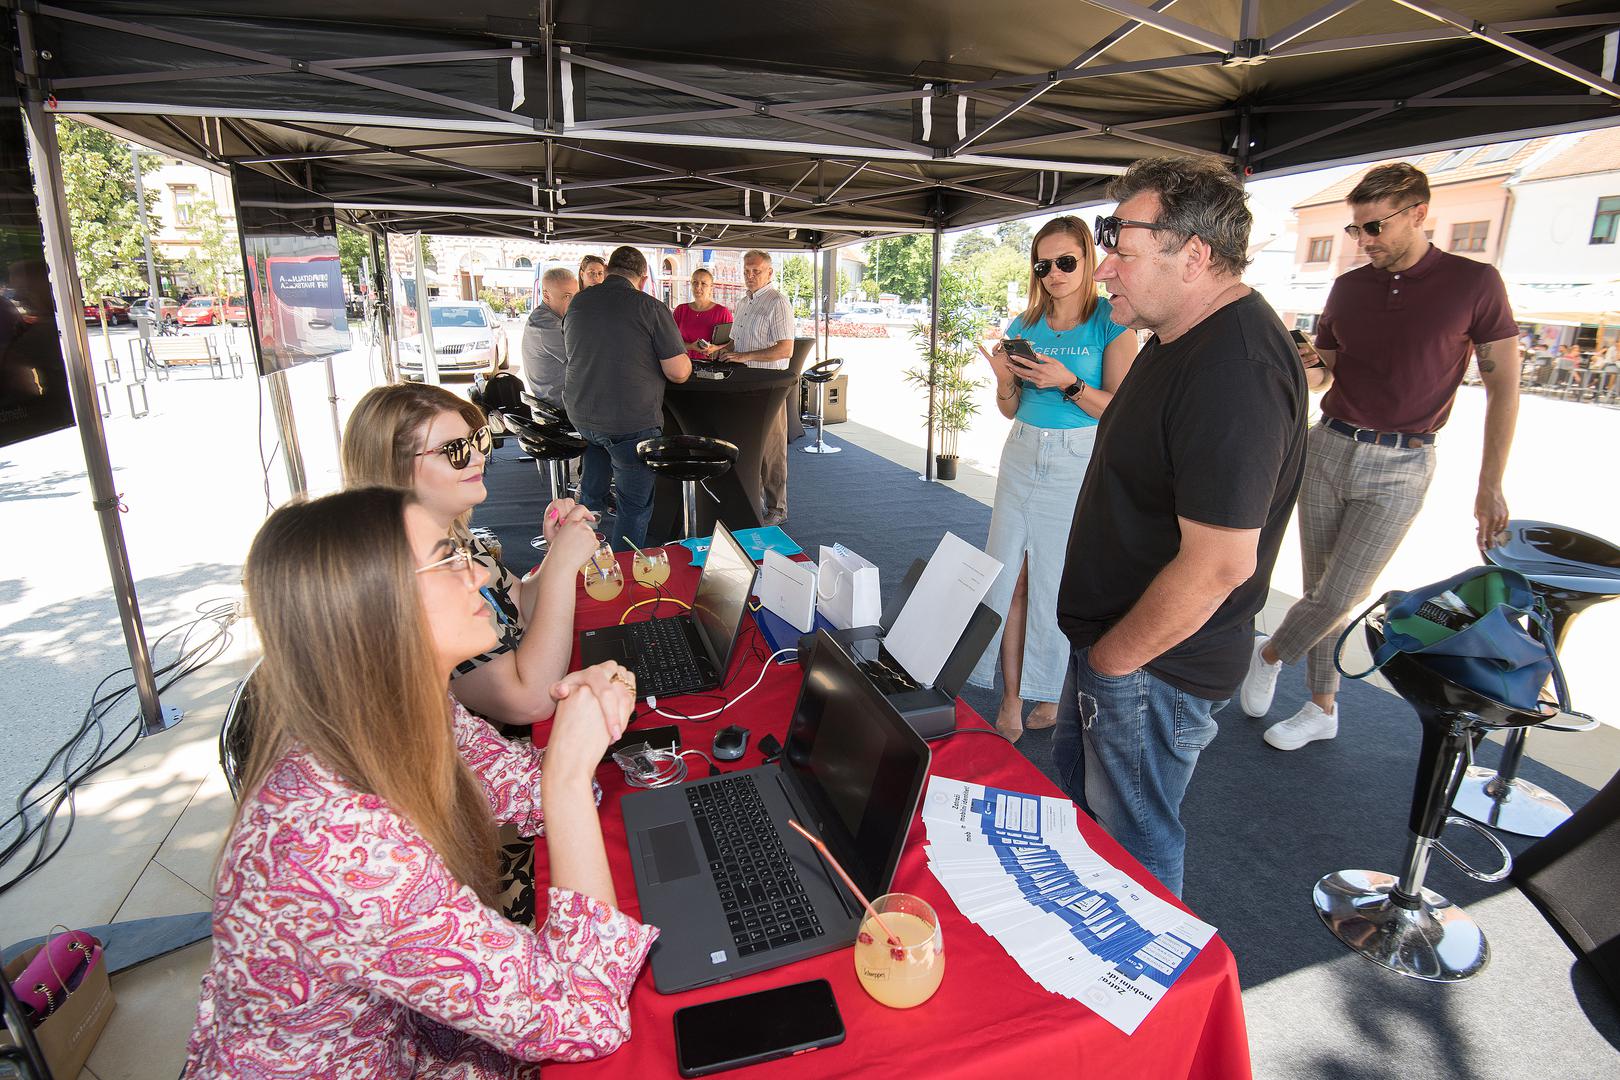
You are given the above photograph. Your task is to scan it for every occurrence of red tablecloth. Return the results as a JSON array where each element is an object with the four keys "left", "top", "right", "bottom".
[{"left": 535, "top": 546, "right": 1251, "bottom": 1079}]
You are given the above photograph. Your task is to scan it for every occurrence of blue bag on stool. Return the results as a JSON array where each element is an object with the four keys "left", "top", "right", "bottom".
[{"left": 1336, "top": 566, "right": 1570, "bottom": 714}]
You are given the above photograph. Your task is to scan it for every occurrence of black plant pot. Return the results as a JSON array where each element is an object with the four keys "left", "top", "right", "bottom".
[{"left": 935, "top": 454, "right": 959, "bottom": 480}]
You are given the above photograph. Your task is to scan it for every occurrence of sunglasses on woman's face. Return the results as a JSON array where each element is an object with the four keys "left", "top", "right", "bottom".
[
  {"left": 1032, "top": 254, "right": 1080, "bottom": 278},
  {"left": 416, "top": 425, "right": 493, "bottom": 470}
]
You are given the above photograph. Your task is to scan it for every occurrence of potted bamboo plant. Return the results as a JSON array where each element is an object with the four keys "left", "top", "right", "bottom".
[{"left": 903, "top": 268, "right": 986, "bottom": 481}]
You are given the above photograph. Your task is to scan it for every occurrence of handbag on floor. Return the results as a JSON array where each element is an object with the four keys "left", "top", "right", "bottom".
[
  {"left": 1335, "top": 566, "right": 1570, "bottom": 714},
  {"left": 1, "top": 927, "right": 115, "bottom": 1077}
]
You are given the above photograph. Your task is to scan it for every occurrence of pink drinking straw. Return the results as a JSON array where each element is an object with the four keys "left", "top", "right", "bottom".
[{"left": 787, "top": 818, "right": 902, "bottom": 947}]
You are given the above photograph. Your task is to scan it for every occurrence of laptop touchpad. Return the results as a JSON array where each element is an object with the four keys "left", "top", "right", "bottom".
[{"left": 644, "top": 823, "right": 700, "bottom": 883}]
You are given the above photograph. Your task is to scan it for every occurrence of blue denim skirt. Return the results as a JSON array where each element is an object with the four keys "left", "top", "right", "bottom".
[{"left": 967, "top": 419, "right": 1097, "bottom": 701}]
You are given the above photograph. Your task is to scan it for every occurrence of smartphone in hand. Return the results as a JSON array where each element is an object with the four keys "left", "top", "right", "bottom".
[
  {"left": 1003, "top": 337, "right": 1038, "bottom": 362},
  {"left": 1290, "top": 329, "right": 1325, "bottom": 369}
]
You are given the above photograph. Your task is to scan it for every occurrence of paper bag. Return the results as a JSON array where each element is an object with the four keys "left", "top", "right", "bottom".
[
  {"left": 2, "top": 934, "right": 116, "bottom": 1078},
  {"left": 816, "top": 544, "right": 881, "bottom": 630}
]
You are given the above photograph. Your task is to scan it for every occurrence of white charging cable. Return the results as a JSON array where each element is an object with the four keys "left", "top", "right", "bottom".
[
  {"left": 646, "top": 647, "right": 798, "bottom": 723},
  {"left": 615, "top": 745, "right": 721, "bottom": 788}
]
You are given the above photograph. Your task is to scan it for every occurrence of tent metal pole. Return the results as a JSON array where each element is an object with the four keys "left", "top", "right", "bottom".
[
  {"left": 324, "top": 356, "right": 342, "bottom": 449},
  {"left": 17, "top": 10, "right": 178, "bottom": 736},
  {"left": 414, "top": 232, "right": 442, "bottom": 384},
  {"left": 370, "top": 231, "right": 398, "bottom": 382},
  {"left": 266, "top": 369, "right": 308, "bottom": 497},
  {"left": 924, "top": 229, "right": 940, "bottom": 482},
  {"left": 130, "top": 146, "right": 163, "bottom": 307}
]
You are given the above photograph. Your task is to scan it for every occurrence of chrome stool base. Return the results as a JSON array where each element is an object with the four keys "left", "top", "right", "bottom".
[
  {"left": 1451, "top": 765, "right": 1572, "bottom": 837},
  {"left": 801, "top": 443, "right": 841, "bottom": 455},
  {"left": 1314, "top": 869, "right": 1489, "bottom": 982}
]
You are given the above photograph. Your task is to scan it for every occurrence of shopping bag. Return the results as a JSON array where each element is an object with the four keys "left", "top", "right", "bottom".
[
  {"left": 816, "top": 543, "right": 881, "bottom": 630},
  {"left": 1335, "top": 566, "right": 1569, "bottom": 714},
  {"left": 2, "top": 928, "right": 116, "bottom": 1078}
]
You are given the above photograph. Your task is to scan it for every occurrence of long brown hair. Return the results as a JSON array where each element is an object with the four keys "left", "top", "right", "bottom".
[
  {"left": 235, "top": 487, "right": 498, "bottom": 905},
  {"left": 1017, "top": 215, "right": 1101, "bottom": 331},
  {"left": 341, "top": 383, "right": 487, "bottom": 537}
]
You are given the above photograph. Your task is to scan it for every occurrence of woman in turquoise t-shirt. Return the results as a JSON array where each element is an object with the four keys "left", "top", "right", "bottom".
[{"left": 967, "top": 216, "right": 1139, "bottom": 741}]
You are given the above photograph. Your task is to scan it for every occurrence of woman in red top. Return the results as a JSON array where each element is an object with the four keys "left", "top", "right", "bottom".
[{"left": 672, "top": 267, "right": 733, "bottom": 360}]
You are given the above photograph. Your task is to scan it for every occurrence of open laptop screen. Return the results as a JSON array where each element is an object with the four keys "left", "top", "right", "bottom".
[
  {"left": 781, "top": 635, "right": 931, "bottom": 902},
  {"left": 691, "top": 520, "right": 754, "bottom": 674}
]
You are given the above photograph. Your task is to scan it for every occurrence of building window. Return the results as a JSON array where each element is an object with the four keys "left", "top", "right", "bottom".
[
  {"left": 172, "top": 185, "right": 197, "bottom": 226},
  {"left": 1592, "top": 196, "right": 1620, "bottom": 245},
  {"left": 1472, "top": 140, "right": 1525, "bottom": 165},
  {"left": 1306, "top": 236, "right": 1333, "bottom": 263},
  {"left": 1450, "top": 221, "right": 1489, "bottom": 253},
  {"left": 1432, "top": 148, "right": 1475, "bottom": 171},
  {"left": 514, "top": 257, "right": 532, "bottom": 268}
]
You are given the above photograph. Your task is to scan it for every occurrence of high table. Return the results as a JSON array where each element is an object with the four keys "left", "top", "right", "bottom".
[{"left": 537, "top": 545, "right": 1251, "bottom": 1079}]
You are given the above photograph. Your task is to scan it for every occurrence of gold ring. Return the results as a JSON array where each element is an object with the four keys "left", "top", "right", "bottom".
[{"left": 610, "top": 671, "right": 634, "bottom": 688}]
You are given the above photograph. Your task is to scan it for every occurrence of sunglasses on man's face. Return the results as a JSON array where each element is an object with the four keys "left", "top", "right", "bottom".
[
  {"left": 1093, "top": 214, "right": 1184, "bottom": 252},
  {"left": 417, "top": 425, "right": 493, "bottom": 470},
  {"left": 1032, "top": 254, "right": 1080, "bottom": 278},
  {"left": 1343, "top": 203, "right": 1420, "bottom": 240}
]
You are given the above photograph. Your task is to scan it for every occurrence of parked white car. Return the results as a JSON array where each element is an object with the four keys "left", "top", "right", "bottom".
[{"left": 398, "top": 301, "right": 509, "bottom": 377}]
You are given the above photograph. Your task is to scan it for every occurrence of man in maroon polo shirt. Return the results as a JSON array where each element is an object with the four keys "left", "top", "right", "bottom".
[{"left": 1240, "top": 162, "right": 1520, "bottom": 749}]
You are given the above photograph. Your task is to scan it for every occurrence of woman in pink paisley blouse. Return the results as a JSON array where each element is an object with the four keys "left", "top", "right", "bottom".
[{"left": 184, "top": 487, "right": 658, "bottom": 1078}]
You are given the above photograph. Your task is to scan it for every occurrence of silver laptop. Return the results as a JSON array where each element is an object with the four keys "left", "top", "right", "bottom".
[{"left": 622, "top": 632, "right": 932, "bottom": 993}]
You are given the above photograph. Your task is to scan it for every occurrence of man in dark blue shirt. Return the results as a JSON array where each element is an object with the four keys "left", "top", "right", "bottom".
[{"left": 563, "top": 246, "right": 691, "bottom": 550}]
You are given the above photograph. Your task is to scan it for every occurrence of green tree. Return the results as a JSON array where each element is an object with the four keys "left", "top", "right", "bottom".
[
  {"left": 866, "top": 234, "right": 933, "bottom": 303},
  {"left": 177, "top": 203, "right": 242, "bottom": 301},
  {"left": 57, "top": 118, "right": 155, "bottom": 340},
  {"left": 836, "top": 270, "right": 852, "bottom": 304},
  {"left": 994, "top": 219, "right": 1033, "bottom": 252},
  {"left": 903, "top": 265, "right": 987, "bottom": 461},
  {"left": 949, "top": 230, "right": 997, "bottom": 263},
  {"left": 955, "top": 245, "right": 1028, "bottom": 314},
  {"left": 777, "top": 254, "right": 813, "bottom": 316},
  {"left": 338, "top": 224, "right": 370, "bottom": 291}
]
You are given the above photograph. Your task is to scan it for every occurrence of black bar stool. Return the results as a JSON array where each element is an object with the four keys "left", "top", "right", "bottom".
[
  {"left": 1452, "top": 520, "right": 1620, "bottom": 836},
  {"left": 636, "top": 435, "right": 739, "bottom": 539},
  {"left": 801, "top": 357, "right": 844, "bottom": 456},
  {"left": 519, "top": 392, "right": 582, "bottom": 501},
  {"left": 1314, "top": 607, "right": 1554, "bottom": 982},
  {"left": 503, "top": 412, "right": 588, "bottom": 552}
]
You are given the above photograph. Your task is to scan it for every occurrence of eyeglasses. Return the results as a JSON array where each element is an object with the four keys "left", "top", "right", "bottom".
[
  {"left": 1343, "top": 203, "right": 1420, "bottom": 240},
  {"left": 415, "top": 425, "right": 492, "bottom": 470},
  {"left": 415, "top": 538, "right": 474, "bottom": 577},
  {"left": 1032, "top": 254, "right": 1080, "bottom": 278},
  {"left": 1093, "top": 215, "right": 1182, "bottom": 251}
]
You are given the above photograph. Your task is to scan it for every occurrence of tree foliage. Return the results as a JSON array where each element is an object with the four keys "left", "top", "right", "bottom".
[
  {"left": 338, "top": 224, "right": 370, "bottom": 289},
  {"left": 777, "top": 254, "right": 813, "bottom": 316},
  {"left": 177, "top": 202, "right": 242, "bottom": 300},
  {"left": 902, "top": 265, "right": 987, "bottom": 458},
  {"left": 57, "top": 118, "right": 155, "bottom": 306},
  {"left": 867, "top": 234, "right": 933, "bottom": 303},
  {"left": 948, "top": 221, "right": 1036, "bottom": 316}
]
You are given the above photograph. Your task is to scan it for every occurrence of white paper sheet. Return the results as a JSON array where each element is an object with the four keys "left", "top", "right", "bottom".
[{"left": 883, "top": 532, "right": 1002, "bottom": 687}]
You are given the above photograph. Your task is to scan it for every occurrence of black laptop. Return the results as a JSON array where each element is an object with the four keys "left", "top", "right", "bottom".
[
  {"left": 622, "top": 631, "right": 933, "bottom": 993},
  {"left": 579, "top": 520, "right": 755, "bottom": 701}
]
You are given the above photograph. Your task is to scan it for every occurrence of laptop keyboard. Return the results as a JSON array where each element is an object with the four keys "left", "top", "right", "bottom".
[
  {"left": 625, "top": 617, "right": 703, "bottom": 697},
  {"left": 686, "top": 775, "right": 826, "bottom": 957}
]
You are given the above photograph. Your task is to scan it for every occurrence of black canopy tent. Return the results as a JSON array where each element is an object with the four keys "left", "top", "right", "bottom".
[{"left": 8, "top": 0, "right": 1619, "bottom": 730}]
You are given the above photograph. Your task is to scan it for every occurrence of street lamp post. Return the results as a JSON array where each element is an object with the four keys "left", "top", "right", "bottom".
[{"left": 130, "top": 146, "right": 162, "bottom": 306}]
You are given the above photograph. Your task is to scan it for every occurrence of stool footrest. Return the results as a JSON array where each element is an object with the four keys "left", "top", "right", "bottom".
[{"left": 1435, "top": 816, "right": 1513, "bottom": 882}]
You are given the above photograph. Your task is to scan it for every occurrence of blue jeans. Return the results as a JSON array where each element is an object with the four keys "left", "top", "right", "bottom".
[
  {"left": 576, "top": 425, "right": 660, "bottom": 551},
  {"left": 1052, "top": 645, "right": 1225, "bottom": 897}
]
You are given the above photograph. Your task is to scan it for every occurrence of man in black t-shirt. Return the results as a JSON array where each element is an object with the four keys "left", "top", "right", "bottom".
[
  {"left": 564, "top": 246, "right": 692, "bottom": 550},
  {"left": 1053, "top": 158, "right": 1307, "bottom": 896}
]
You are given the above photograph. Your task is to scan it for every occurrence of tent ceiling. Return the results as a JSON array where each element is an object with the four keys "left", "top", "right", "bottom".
[{"left": 15, "top": 2, "right": 1620, "bottom": 245}]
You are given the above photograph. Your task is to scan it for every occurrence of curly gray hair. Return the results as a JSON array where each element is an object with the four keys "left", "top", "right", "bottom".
[{"left": 1106, "top": 157, "right": 1252, "bottom": 277}]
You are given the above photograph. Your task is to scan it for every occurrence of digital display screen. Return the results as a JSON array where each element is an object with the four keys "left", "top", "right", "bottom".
[
  {"left": 0, "top": 37, "right": 75, "bottom": 448},
  {"left": 691, "top": 521, "right": 755, "bottom": 675},
  {"left": 231, "top": 165, "right": 348, "bottom": 376}
]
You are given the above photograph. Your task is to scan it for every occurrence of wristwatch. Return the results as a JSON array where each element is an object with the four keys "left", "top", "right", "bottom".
[{"left": 1063, "top": 380, "right": 1086, "bottom": 401}]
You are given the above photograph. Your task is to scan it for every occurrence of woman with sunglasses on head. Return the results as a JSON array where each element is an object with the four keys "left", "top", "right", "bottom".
[
  {"left": 967, "top": 216, "right": 1140, "bottom": 742},
  {"left": 185, "top": 487, "right": 655, "bottom": 1077},
  {"left": 343, "top": 383, "right": 600, "bottom": 729}
]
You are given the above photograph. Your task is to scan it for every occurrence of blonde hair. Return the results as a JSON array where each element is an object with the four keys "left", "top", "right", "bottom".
[
  {"left": 235, "top": 487, "right": 498, "bottom": 905},
  {"left": 1017, "top": 216, "right": 1100, "bottom": 330},
  {"left": 341, "top": 383, "right": 487, "bottom": 538}
]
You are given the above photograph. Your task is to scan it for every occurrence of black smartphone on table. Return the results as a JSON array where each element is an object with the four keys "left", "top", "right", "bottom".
[{"left": 673, "top": 978, "right": 845, "bottom": 1076}]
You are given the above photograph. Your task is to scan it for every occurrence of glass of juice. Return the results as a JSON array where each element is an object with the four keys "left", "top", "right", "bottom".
[
  {"left": 580, "top": 541, "right": 624, "bottom": 602},
  {"left": 632, "top": 547, "right": 670, "bottom": 588},
  {"left": 853, "top": 893, "right": 944, "bottom": 1008}
]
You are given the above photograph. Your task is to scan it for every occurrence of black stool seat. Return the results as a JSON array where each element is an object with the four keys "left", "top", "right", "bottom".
[
  {"left": 636, "top": 435, "right": 738, "bottom": 482},
  {"left": 521, "top": 392, "right": 576, "bottom": 433},
  {"left": 1314, "top": 614, "right": 1550, "bottom": 982},
  {"left": 803, "top": 358, "right": 843, "bottom": 383},
  {"left": 1453, "top": 520, "right": 1620, "bottom": 835},
  {"left": 638, "top": 435, "right": 738, "bottom": 538}
]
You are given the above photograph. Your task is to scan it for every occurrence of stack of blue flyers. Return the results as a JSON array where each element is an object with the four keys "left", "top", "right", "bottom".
[
  {"left": 678, "top": 525, "right": 802, "bottom": 567},
  {"left": 921, "top": 775, "right": 1217, "bottom": 1034}
]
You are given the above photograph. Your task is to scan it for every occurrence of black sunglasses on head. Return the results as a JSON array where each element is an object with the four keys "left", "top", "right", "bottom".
[
  {"left": 1032, "top": 254, "right": 1080, "bottom": 278},
  {"left": 1093, "top": 214, "right": 1183, "bottom": 251},
  {"left": 417, "top": 425, "right": 493, "bottom": 470}
]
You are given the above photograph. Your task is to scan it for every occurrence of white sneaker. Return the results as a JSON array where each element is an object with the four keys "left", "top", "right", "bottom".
[
  {"left": 1239, "top": 635, "right": 1282, "bottom": 717},
  {"left": 1263, "top": 702, "right": 1339, "bottom": 751}
]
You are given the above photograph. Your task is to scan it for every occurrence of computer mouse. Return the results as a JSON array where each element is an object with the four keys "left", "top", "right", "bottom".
[{"left": 712, "top": 725, "right": 749, "bottom": 762}]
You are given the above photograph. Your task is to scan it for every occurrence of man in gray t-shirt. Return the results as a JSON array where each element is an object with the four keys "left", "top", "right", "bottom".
[
  {"left": 564, "top": 246, "right": 692, "bottom": 550},
  {"left": 520, "top": 266, "right": 577, "bottom": 405}
]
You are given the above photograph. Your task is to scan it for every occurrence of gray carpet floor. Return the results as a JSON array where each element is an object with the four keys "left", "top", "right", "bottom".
[{"left": 481, "top": 428, "right": 1620, "bottom": 1079}]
